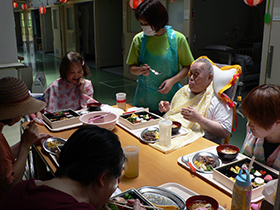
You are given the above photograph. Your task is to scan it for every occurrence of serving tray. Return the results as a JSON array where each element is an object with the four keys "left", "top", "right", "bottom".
[
  {"left": 177, "top": 146, "right": 279, "bottom": 202},
  {"left": 158, "top": 183, "right": 225, "bottom": 210}
]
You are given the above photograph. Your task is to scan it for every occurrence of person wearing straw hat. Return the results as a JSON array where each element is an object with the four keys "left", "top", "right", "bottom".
[{"left": 0, "top": 77, "right": 52, "bottom": 200}]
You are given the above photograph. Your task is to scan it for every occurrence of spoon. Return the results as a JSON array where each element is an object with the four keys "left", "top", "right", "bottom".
[
  {"left": 149, "top": 68, "right": 162, "bottom": 75},
  {"left": 181, "top": 155, "right": 196, "bottom": 173}
]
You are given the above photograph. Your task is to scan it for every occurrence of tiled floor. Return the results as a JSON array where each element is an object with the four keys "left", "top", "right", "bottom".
[{"left": 3, "top": 46, "right": 257, "bottom": 150}]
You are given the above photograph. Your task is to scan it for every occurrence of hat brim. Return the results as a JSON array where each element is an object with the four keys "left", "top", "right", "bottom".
[{"left": 0, "top": 96, "right": 46, "bottom": 121}]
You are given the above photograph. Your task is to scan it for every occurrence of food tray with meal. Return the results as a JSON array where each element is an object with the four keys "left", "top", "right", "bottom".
[
  {"left": 177, "top": 146, "right": 279, "bottom": 202},
  {"left": 118, "top": 111, "right": 162, "bottom": 130},
  {"left": 213, "top": 157, "right": 278, "bottom": 201},
  {"left": 42, "top": 109, "right": 82, "bottom": 130}
]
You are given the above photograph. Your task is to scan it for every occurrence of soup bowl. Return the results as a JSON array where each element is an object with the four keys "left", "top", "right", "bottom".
[
  {"left": 186, "top": 195, "right": 219, "bottom": 210},
  {"left": 79, "top": 111, "right": 119, "bottom": 131},
  {"left": 87, "top": 102, "right": 102, "bottom": 111},
  {"left": 172, "top": 121, "right": 182, "bottom": 135},
  {"left": 216, "top": 144, "right": 240, "bottom": 161}
]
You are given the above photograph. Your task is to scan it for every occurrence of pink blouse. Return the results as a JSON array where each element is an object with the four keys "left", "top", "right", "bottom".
[{"left": 43, "top": 78, "right": 94, "bottom": 112}]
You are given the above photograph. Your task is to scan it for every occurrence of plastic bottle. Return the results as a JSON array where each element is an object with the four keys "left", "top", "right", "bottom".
[{"left": 231, "top": 169, "right": 252, "bottom": 210}]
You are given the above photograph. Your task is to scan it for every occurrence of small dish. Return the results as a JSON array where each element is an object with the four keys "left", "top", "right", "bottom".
[
  {"left": 216, "top": 144, "right": 240, "bottom": 161},
  {"left": 42, "top": 137, "right": 66, "bottom": 155},
  {"left": 172, "top": 121, "right": 182, "bottom": 135},
  {"left": 191, "top": 151, "right": 221, "bottom": 173},
  {"left": 186, "top": 195, "right": 219, "bottom": 210},
  {"left": 139, "top": 127, "right": 159, "bottom": 144}
]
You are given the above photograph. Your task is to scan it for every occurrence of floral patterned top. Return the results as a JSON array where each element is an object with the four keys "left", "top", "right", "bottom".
[{"left": 43, "top": 78, "right": 94, "bottom": 112}]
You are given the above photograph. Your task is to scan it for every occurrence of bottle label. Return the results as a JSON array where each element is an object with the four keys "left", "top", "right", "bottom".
[{"left": 231, "top": 189, "right": 252, "bottom": 210}]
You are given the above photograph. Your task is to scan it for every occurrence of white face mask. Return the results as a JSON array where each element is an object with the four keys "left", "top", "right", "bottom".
[{"left": 141, "top": 25, "right": 157, "bottom": 36}]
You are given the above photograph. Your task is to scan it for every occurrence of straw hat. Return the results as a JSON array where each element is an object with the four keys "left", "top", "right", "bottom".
[{"left": 0, "top": 77, "right": 46, "bottom": 121}]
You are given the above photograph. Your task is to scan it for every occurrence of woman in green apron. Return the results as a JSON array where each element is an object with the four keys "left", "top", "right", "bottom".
[{"left": 126, "top": 0, "right": 194, "bottom": 114}]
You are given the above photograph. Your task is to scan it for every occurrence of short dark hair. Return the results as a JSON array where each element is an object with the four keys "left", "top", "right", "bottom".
[
  {"left": 135, "top": 0, "right": 168, "bottom": 32},
  {"left": 55, "top": 126, "right": 125, "bottom": 186},
  {"left": 241, "top": 84, "right": 280, "bottom": 130},
  {"left": 59, "top": 52, "right": 91, "bottom": 79}
]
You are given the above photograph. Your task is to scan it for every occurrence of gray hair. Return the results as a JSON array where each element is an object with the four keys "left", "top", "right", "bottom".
[{"left": 192, "top": 58, "right": 213, "bottom": 75}]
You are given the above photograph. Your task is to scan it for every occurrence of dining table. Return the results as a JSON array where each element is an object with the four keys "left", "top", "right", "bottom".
[{"left": 32, "top": 108, "right": 234, "bottom": 210}]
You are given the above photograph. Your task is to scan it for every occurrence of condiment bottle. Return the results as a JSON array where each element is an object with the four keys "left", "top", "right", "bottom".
[{"left": 231, "top": 169, "right": 252, "bottom": 210}]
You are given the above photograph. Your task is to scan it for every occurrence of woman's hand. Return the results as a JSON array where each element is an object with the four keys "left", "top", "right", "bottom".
[
  {"left": 158, "top": 78, "right": 174, "bottom": 94},
  {"left": 129, "top": 64, "right": 150, "bottom": 76},
  {"left": 181, "top": 107, "right": 202, "bottom": 123},
  {"left": 78, "top": 78, "right": 86, "bottom": 94},
  {"left": 159, "top": 100, "right": 170, "bottom": 113},
  {"left": 21, "top": 121, "right": 40, "bottom": 147}
]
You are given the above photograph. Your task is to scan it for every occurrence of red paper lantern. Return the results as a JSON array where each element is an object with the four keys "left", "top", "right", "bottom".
[
  {"left": 21, "top": 3, "right": 27, "bottom": 10},
  {"left": 129, "top": 0, "right": 144, "bottom": 9},
  {"left": 243, "top": 0, "right": 263, "bottom": 6},
  {"left": 60, "top": 0, "right": 67, "bottom": 3},
  {"left": 12, "top": 2, "right": 18, "bottom": 9},
  {"left": 39, "top": 6, "right": 46, "bottom": 15}
]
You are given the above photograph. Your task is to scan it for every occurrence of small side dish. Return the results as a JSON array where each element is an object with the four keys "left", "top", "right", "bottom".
[
  {"left": 140, "top": 127, "right": 159, "bottom": 144},
  {"left": 192, "top": 152, "right": 221, "bottom": 173},
  {"left": 42, "top": 137, "right": 66, "bottom": 155}
]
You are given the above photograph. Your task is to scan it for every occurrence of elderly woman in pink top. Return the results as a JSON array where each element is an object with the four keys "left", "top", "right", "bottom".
[
  {"left": 241, "top": 84, "right": 280, "bottom": 170},
  {"left": 43, "top": 52, "right": 97, "bottom": 112}
]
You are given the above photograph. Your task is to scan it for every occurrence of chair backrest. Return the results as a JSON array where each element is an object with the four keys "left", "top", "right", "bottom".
[{"left": 215, "top": 63, "right": 239, "bottom": 101}]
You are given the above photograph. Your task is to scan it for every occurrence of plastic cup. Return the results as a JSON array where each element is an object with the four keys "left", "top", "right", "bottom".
[
  {"left": 116, "top": 92, "right": 126, "bottom": 111},
  {"left": 123, "top": 145, "right": 139, "bottom": 178},
  {"left": 159, "top": 119, "right": 172, "bottom": 146}
]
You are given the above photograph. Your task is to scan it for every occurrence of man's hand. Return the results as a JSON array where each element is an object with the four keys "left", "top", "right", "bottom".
[
  {"left": 181, "top": 106, "right": 202, "bottom": 123},
  {"left": 159, "top": 100, "right": 170, "bottom": 113}
]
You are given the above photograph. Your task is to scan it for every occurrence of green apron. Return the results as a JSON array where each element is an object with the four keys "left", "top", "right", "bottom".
[{"left": 133, "top": 25, "right": 180, "bottom": 111}]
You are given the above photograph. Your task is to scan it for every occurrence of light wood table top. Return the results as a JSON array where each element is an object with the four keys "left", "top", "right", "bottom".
[{"left": 35, "top": 122, "right": 232, "bottom": 209}]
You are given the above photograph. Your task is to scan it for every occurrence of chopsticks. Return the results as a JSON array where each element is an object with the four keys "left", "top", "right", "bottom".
[
  {"left": 88, "top": 112, "right": 110, "bottom": 123},
  {"left": 107, "top": 200, "right": 163, "bottom": 210}
]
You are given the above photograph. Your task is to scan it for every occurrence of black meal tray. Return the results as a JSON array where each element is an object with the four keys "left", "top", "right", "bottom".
[
  {"left": 45, "top": 109, "right": 80, "bottom": 121},
  {"left": 110, "top": 188, "right": 154, "bottom": 207},
  {"left": 215, "top": 157, "right": 278, "bottom": 188},
  {"left": 121, "top": 111, "right": 159, "bottom": 121}
]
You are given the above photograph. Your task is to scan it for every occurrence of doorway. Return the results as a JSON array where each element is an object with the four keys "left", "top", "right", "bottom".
[{"left": 192, "top": 0, "right": 266, "bottom": 88}]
